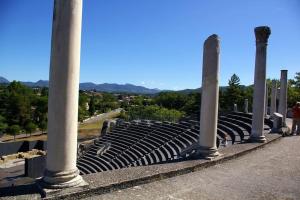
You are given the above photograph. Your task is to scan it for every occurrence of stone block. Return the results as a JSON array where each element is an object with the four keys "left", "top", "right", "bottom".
[
  {"left": 25, "top": 155, "right": 46, "bottom": 178},
  {"left": 271, "top": 112, "right": 283, "bottom": 132}
]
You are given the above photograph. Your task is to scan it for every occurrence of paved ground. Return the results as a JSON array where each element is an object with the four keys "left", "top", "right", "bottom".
[{"left": 83, "top": 135, "right": 300, "bottom": 200}]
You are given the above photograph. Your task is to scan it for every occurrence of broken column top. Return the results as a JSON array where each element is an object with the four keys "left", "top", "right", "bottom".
[
  {"left": 204, "top": 34, "right": 220, "bottom": 46},
  {"left": 254, "top": 26, "right": 271, "bottom": 43}
]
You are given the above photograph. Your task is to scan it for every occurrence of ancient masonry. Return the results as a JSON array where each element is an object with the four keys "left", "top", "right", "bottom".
[
  {"left": 249, "top": 26, "right": 271, "bottom": 143},
  {"left": 39, "top": 0, "right": 289, "bottom": 193},
  {"left": 41, "top": 0, "right": 85, "bottom": 189}
]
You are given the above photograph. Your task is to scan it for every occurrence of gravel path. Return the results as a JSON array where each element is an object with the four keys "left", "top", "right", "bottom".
[{"left": 83, "top": 135, "right": 300, "bottom": 200}]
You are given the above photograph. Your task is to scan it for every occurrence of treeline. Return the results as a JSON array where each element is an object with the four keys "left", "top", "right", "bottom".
[
  {"left": 119, "top": 92, "right": 200, "bottom": 122},
  {"left": 120, "top": 72, "right": 300, "bottom": 122},
  {"left": 219, "top": 72, "right": 300, "bottom": 112},
  {"left": 1, "top": 72, "right": 299, "bottom": 136},
  {"left": 78, "top": 91, "right": 120, "bottom": 122},
  {"left": 0, "top": 82, "right": 121, "bottom": 137},
  {"left": 0, "top": 81, "right": 48, "bottom": 137}
]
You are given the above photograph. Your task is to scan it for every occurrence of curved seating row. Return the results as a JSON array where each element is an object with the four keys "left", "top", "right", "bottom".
[{"left": 77, "top": 112, "right": 272, "bottom": 174}]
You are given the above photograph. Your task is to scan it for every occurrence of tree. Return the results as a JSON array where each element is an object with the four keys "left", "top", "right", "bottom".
[
  {"left": 223, "top": 74, "right": 243, "bottom": 111},
  {"left": 39, "top": 120, "right": 47, "bottom": 134},
  {"left": 7, "top": 125, "right": 20, "bottom": 141},
  {"left": 6, "top": 81, "right": 32, "bottom": 127},
  {"left": 0, "top": 115, "right": 7, "bottom": 137},
  {"left": 154, "top": 92, "right": 188, "bottom": 110},
  {"left": 181, "top": 92, "right": 201, "bottom": 115},
  {"left": 126, "top": 105, "right": 184, "bottom": 122},
  {"left": 41, "top": 87, "right": 49, "bottom": 97},
  {"left": 25, "top": 121, "right": 37, "bottom": 137},
  {"left": 287, "top": 72, "right": 300, "bottom": 107},
  {"left": 290, "top": 72, "right": 300, "bottom": 89},
  {"left": 33, "top": 96, "right": 48, "bottom": 127},
  {"left": 88, "top": 95, "right": 96, "bottom": 116},
  {"left": 228, "top": 74, "right": 240, "bottom": 86}
]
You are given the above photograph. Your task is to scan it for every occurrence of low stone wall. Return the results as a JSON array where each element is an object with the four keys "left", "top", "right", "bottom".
[{"left": 0, "top": 140, "right": 47, "bottom": 157}]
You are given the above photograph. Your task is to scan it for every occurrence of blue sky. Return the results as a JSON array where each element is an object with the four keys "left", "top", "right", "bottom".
[{"left": 0, "top": 0, "right": 299, "bottom": 90}]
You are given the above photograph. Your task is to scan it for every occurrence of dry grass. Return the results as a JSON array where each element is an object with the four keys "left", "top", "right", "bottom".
[
  {"left": 1, "top": 134, "right": 47, "bottom": 142},
  {"left": 1, "top": 111, "right": 120, "bottom": 143}
]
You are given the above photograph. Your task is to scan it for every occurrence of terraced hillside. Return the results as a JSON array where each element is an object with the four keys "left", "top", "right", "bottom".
[{"left": 77, "top": 112, "right": 273, "bottom": 175}]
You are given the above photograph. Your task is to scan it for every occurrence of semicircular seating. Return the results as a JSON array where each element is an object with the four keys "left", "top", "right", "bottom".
[{"left": 77, "top": 112, "right": 272, "bottom": 175}]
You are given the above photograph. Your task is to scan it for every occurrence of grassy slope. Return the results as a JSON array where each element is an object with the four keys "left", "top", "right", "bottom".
[{"left": 1, "top": 111, "right": 120, "bottom": 142}]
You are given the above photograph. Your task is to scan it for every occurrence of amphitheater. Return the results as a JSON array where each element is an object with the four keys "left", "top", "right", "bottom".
[
  {"left": 2, "top": 1, "right": 296, "bottom": 199},
  {"left": 77, "top": 112, "right": 273, "bottom": 174}
]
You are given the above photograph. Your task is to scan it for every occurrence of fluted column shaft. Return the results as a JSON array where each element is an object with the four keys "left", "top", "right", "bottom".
[{"left": 250, "top": 26, "right": 271, "bottom": 143}]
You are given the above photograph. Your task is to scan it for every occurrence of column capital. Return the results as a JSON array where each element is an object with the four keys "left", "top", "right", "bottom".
[{"left": 255, "top": 26, "right": 271, "bottom": 44}]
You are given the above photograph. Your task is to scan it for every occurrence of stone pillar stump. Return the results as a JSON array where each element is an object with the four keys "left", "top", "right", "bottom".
[{"left": 198, "top": 34, "right": 220, "bottom": 158}]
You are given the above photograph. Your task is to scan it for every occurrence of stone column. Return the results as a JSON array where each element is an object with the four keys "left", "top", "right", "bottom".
[
  {"left": 265, "top": 84, "right": 269, "bottom": 116},
  {"left": 250, "top": 26, "right": 271, "bottom": 143},
  {"left": 244, "top": 99, "right": 249, "bottom": 113},
  {"left": 278, "top": 70, "right": 288, "bottom": 126},
  {"left": 270, "top": 80, "right": 277, "bottom": 116},
  {"left": 233, "top": 104, "right": 238, "bottom": 112},
  {"left": 42, "top": 0, "right": 85, "bottom": 189},
  {"left": 198, "top": 34, "right": 220, "bottom": 158}
]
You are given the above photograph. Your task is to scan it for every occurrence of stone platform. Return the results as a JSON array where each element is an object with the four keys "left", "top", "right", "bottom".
[{"left": 0, "top": 133, "right": 282, "bottom": 200}]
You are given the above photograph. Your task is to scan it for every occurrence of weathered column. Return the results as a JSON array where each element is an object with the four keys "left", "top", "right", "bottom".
[
  {"left": 244, "top": 99, "right": 249, "bottom": 113},
  {"left": 42, "top": 0, "right": 85, "bottom": 188},
  {"left": 198, "top": 34, "right": 220, "bottom": 158},
  {"left": 270, "top": 80, "right": 277, "bottom": 116},
  {"left": 233, "top": 104, "right": 238, "bottom": 112},
  {"left": 265, "top": 84, "right": 269, "bottom": 116},
  {"left": 250, "top": 26, "right": 271, "bottom": 143},
  {"left": 278, "top": 70, "right": 288, "bottom": 126}
]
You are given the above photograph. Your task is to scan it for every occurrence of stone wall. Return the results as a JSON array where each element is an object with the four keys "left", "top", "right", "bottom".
[{"left": 0, "top": 140, "right": 46, "bottom": 157}]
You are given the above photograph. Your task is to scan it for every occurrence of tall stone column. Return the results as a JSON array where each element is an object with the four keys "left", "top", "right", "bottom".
[
  {"left": 278, "top": 70, "right": 288, "bottom": 126},
  {"left": 198, "top": 34, "right": 220, "bottom": 158},
  {"left": 250, "top": 26, "right": 271, "bottom": 143},
  {"left": 233, "top": 104, "right": 238, "bottom": 112},
  {"left": 244, "top": 99, "right": 249, "bottom": 113},
  {"left": 270, "top": 80, "right": 277, "bottom": 116},
  {"left": 265, "top": 84, "right": 269, "bottom": 116},
  {"left": 42, "top": 0, "right": 85, "bottom": 189}
]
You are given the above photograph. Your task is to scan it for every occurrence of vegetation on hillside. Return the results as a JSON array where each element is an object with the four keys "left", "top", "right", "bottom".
[{"left": 0, "top": 72, "right": 299, "bottom": 138}]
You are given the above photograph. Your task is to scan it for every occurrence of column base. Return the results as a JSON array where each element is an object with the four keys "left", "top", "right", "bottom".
[
  {"left": 40, "top": 168, "right": 87, "bottom": 189},
  {"left": 38, "top": 168, "right": 88, "bottom": 198},
  {"left": 248, "top": 135, "right": 266, "bottom": 143},
  {"left": 195, "top": 146, "right": 219, "bottom": 160}
]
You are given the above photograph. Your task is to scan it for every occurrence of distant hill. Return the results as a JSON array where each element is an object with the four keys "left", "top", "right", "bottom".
[
  {"left": 0, "top": 76, "right": 9, "bottom": 84},
  {"left": 1, "top": 76, "right": 247, "bottom": 94},
  {"left": 0, "top": 76, "right": 160, "bottom": 94},
  {"left": 176, "top": 86, "right": 244, "bottom": 94},
  {"left": 79, "top": 82, "right": 160, "bottom": 94},
  {"left": 21, "top": 80, "right": 49, "bottom": 88}
]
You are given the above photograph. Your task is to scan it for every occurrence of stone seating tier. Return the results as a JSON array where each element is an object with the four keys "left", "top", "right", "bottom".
[{"left": 77, "top": 112, "right": 270, "bottom": 175}]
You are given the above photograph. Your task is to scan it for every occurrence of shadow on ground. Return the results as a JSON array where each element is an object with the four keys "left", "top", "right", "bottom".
[{"left": 0, "top": 183, "right": 41, "bottom": 198}]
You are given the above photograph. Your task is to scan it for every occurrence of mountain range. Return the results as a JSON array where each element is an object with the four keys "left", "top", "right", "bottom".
[{"left": 0, "top": 76, "right": 161, "bottom": 94}]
